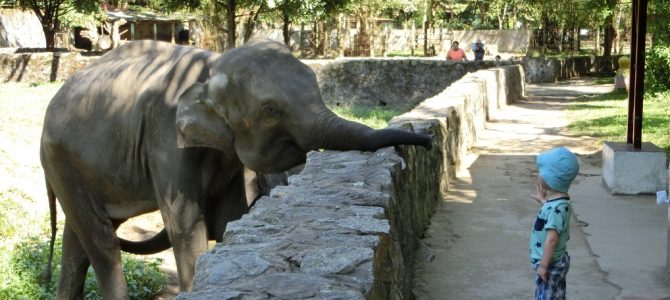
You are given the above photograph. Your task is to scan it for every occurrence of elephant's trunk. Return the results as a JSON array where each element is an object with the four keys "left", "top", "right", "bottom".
[{"left": 310, "top": 111, "right": 433, "bottom": 152}]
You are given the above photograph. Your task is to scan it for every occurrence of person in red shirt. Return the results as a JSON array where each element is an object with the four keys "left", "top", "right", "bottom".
[{"left": 446, "top": 41, "right": 467, "bottom": 61}]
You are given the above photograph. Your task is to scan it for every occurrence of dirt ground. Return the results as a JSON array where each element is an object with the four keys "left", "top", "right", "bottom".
[
  {"left": 413, "top": 79, "right": 622, "bottom": 299},
  {"left": 117, "top": 212, "right": 180, "bottom": 299}
]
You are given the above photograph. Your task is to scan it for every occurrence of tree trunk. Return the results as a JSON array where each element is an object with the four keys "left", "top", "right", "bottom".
[
  {"left": 573, "top": 28, "right": 580, "bottom": 53},
  {"left": 478, "top": 2, "right": 487, "bottom": 25},
  {"left": 411, "top": 22, "right": 416, "bottom": 56},
  {"left": 603, "top": 22, "right": 615, "bottom": 57},
  {"left": 368, "top": 19, "right": 374, "bottom": 57},
  {"left": 337, "top": 14, "right": 345, "bottom": 57},
  {"left": 282, "top": 9, "right": 291, "bottom": 47},
  {"left": 43, "top": 26, "right": 56, "bottom": 51},
  {"left": 500, "top": 3, "right": 508, "bottom": 30},
  {"left": 602, "top": 0, "right": 618, "bottom": 60},
  {"left": 225, "top": 0, "right": 237, "bottom": 51},
  {"left": 423, "top": 0, "right": 434, "bottom": 56},
  {"left": 243, "top": 8, "right": 260, "bottom": 43},
  {"left": 32, "top": 5, "right": 58, "bottom": 51},
  {"left": 323, "top": 21, "right": 330, "bottom": 57}
]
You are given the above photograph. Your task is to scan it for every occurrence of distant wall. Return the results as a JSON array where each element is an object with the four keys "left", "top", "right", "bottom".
[
  {"left": 308, "top": 59, "right": 513, "bottom": 108},
  {"left": 0, "top": 51, "right": 513, "bottom": 105},
  {"left": 248, "top": 28, "right": 531, "bottom": 56},
  {"left": 0, "top": 51, "right": 94, "bottom": 83},
  {"left": 451, "top": 29, "right": 531, "bottom": 54},
  {"left": 0, "top": 9, "right": 45, "bottom": 48},
  {"left": 2, "top": 46, "right": 621, "bottom": 87},
  {"left": 178, "top": 65, "right": 524, "bottom": 299},
  {"left": 521, "top": 55, "right": 622, "bottom": 83}
]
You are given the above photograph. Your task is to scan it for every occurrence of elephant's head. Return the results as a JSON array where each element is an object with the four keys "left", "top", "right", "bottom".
[{"left": 176, "top": 39, "right": 432, "bottom": 173}]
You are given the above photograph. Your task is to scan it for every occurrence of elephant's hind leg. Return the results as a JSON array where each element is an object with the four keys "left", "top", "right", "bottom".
[
  {"left": 44, "top": 160, "right": 129, "bottom": 299},
  {"left": 56, "top": 222, "right": 90, "bottom": 300},
  {"left": 58, "top": 196, "right": 129, "bottom": 299}
]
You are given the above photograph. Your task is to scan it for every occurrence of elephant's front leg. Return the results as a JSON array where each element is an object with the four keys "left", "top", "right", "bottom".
[{"left": 156, "top": 189, "right": 208, "bottom": 291}]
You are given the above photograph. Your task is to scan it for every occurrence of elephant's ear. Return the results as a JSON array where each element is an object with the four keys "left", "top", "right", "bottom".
[{"left": 176, "top": 82, "right": 235, "bottom": 158}]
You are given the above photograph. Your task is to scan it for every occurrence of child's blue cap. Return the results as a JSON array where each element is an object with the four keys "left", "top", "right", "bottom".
[{"left": 537, "top": 147, "right": 580, "bottom": 192}]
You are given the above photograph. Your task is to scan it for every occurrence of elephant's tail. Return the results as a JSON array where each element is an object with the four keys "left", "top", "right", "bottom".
[
  {"left": 41, "top": 180, "right": 57, "bottom": 287},
  {"left": 119, "top": 228, "right": 171, "bottom": 255}
]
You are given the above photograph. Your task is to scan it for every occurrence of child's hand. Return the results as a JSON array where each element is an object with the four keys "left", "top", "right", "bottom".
[
  {"left": 537, "top": 265, "right": 549, "bottom": 282},
  {"left": 530, "top": 181, "right": 547, "bottom": 204}
]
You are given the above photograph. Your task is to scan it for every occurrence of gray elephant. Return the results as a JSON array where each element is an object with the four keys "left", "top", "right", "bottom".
[{"left": 40, "top": 39, "right": 432, "bottom": 299}]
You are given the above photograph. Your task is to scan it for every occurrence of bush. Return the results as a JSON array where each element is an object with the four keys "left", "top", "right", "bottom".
[
  {"left": 645, "top": 45, "right": 670, "bottom": 95},
  {"left": 0, "top": 236, "right": 166, "bottom": 300}
]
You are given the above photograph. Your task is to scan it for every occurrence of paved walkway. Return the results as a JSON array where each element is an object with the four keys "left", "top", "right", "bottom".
[{"left": 413, "top": 79, "right": 670, "bottom": 300}]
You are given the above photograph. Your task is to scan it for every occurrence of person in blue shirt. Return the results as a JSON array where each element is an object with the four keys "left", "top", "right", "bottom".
[
  {"left": 529, "top": 147, "right": 579, "bottom": 300},
  {"left": 473, "top": 39, "right": 485, "bottom": 61}
]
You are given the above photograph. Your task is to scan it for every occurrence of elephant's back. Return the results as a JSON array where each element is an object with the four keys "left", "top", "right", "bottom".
[
  {"left": 40, "top": 41, "right": 217, "bottom": 180},
  {"left": 42, "top": 41, "right": 216, "bottom": 143}
]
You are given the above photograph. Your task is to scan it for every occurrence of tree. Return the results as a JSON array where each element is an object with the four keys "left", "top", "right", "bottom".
[
  {"left": 17, "top": 0, "right": 99, "bottom": 51},
  {"left": 602, "top": 0, "right": 618, "bottom": 59},
  {"left": 273, "top": 0, "right": 302, "bottom": 46},
  {"left": 647, "top": 0, "right": 670, "bottom": 44}
]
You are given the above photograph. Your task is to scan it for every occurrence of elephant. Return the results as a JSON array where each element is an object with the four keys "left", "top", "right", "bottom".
[
  {"left": 117, "top": 167, "right": 301, "bottom": 255},
  {"left": 40, "top": 39, "right": 432, "bottom": 299}
]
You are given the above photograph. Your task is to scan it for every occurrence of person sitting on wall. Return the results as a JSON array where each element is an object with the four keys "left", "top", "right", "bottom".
[
  {"left": 447, "top": 41, "right": 467, "bottom": 62},
  {"left": 473, "top": 39, "right": 485, "bottom": 61}
]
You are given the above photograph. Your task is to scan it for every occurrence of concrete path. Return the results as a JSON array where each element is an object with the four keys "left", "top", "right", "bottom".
[{"left": 413, "top": 79, "right": 670, "bottom": 300}]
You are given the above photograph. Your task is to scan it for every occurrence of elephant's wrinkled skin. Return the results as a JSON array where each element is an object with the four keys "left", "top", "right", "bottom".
[{"left": 40, "top": 39, "right": 432, "bottom": 299}]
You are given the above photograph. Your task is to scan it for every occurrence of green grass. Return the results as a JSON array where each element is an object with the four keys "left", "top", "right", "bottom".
[
  {"left": 567, "top": 89, "right": 670, "bottom": 156},
  {"left": 593, "top": 77, "right": 615, "bottom": 85},
  {"left": 0, "top": 234, "right": 166, "bottom": 300},
  {"left": 329, "top": 105, "right": 406, "bottom": 129}
]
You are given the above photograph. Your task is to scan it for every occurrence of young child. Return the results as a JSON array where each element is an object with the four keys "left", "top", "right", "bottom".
[{"left": 529, "top": 147, "right": 579, "bottom": 300}]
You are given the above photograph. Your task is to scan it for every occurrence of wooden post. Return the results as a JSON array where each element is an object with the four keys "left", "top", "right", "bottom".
[
  {"left": 130, "top": 23, "right": 135, "bottom": 40},
  {"left": 627, "top": 0, "right": 647, "bottom": 149},
  {"left": 153, "top": 22, "right": 157, "bottom": 40}
]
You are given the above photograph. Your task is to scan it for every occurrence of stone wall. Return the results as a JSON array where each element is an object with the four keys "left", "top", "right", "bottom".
[
  {"left": 0, "top": 51, "right": 510, "bottom": 110},
  {"left": 179, "top": 65, "right": 524, "bottom": 299},
  {"left": 309, "top": 59, "right": 512, "bottom": 108},
  {"left": 0, "top": 51, "right": 95, "bottom": 82},
  {"left": 521, "top": 55, "right": 622, "bottom": 83}
]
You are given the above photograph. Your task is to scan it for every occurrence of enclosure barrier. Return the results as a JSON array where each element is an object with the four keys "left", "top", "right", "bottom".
[
  {"left": 521, "top": 55, "right": 622, "bottom": 83},
  {"left": 178, "top": 64, "right": 524, "bottom": 299},
  {"left": 1, "top": 49, "right": 617, "bottom": 85}
]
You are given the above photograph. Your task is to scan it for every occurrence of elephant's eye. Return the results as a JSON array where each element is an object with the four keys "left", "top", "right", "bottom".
[
  {"left": 259, "top": 104, "right": 281, "bottom": 123},
  {"left": 262, "top": 106, "right": 277, "bottom": 114}
]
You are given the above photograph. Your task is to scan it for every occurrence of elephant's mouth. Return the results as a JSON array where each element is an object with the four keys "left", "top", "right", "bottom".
[{"left": 242, "top": 140, "right": 307, "bottom": 173}]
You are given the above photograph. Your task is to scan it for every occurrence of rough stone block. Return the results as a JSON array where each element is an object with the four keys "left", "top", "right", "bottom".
[{"left": 602, "top": 142, "right": 668, "bottom": 194}]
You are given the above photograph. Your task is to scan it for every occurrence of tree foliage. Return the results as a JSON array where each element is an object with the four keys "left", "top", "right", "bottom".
[
  {"left": 11, "top": 0, "right": 668, "bottom": 57},
  {"left": 648, "top": 0, "right": 670, "bottom": 44}
]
